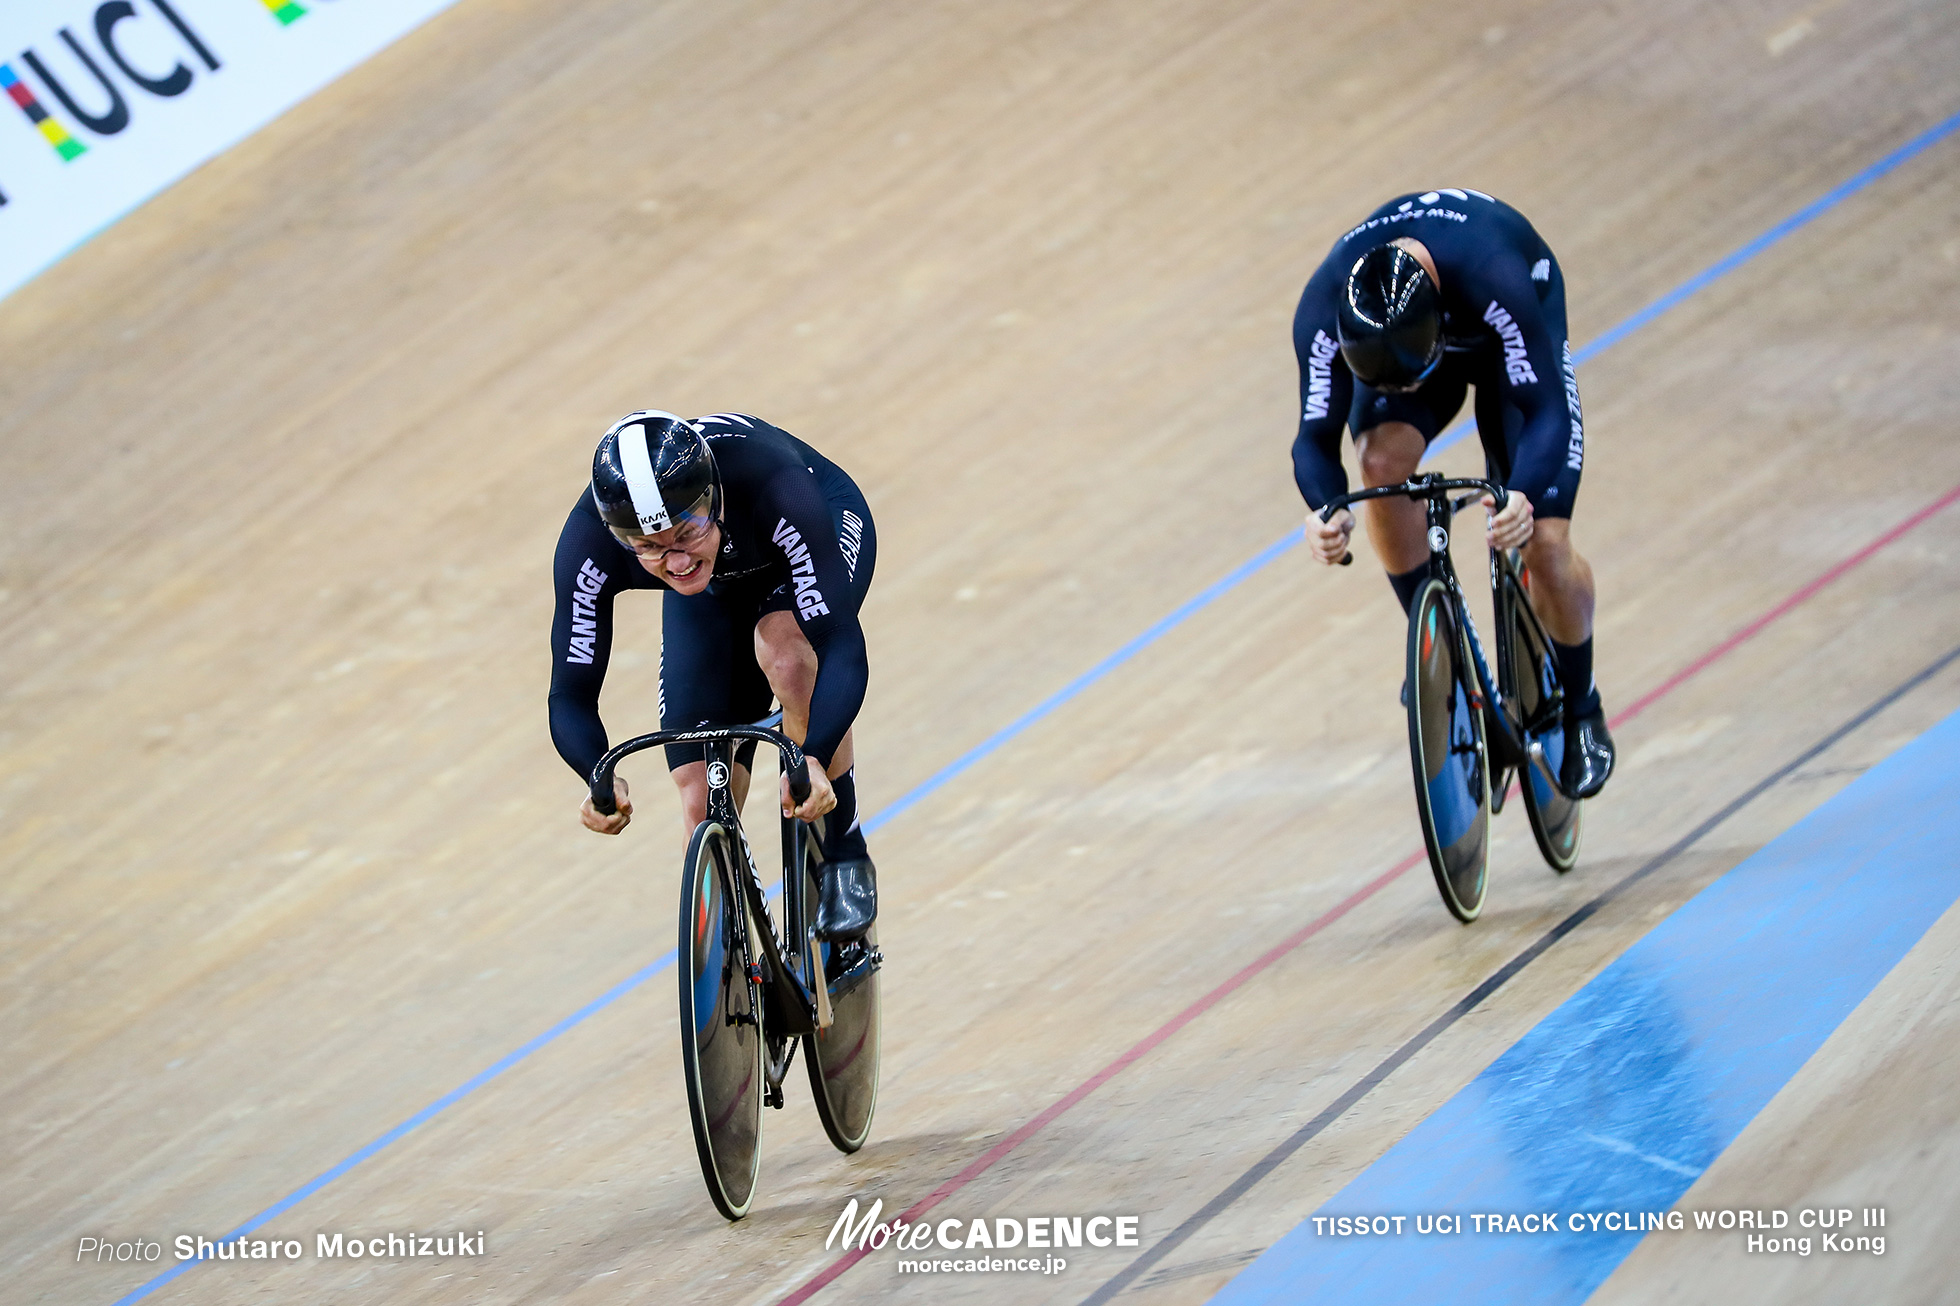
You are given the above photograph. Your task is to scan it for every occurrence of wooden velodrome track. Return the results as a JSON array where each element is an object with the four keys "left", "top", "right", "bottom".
[{"left": 5, "top": 0, "right": 1960, "bottom": 1302}]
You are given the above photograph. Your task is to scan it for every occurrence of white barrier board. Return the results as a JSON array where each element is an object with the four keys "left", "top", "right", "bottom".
[{"left": 0, "top": 0, "right": 462, "bottom": 302}]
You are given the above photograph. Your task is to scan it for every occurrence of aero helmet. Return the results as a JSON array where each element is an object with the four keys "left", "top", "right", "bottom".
[
  {"left": 592, "top": 411, "right": 718, "bottom": 537},
  {"left": 1336, "top": 244, "right": 1443, "bottom": 391}
]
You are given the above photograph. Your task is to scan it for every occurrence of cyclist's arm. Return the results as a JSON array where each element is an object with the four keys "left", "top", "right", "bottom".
[
  {"left": 762, "top": 468, "right": 868, "bottom": 771},
  {"left": 547, "top": 494, "right": 644, "bottom": 779},
  {"left": 1289, "top": 269, "right": 1354, "bottom": 510},
  {"left": 1465, "top": 259, "right": 1573, "bottom": 509}
]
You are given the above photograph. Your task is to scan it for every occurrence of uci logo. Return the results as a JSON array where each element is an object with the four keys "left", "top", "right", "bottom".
[{"left": 706, "top": 761, "right": 730, "bottom": 789}]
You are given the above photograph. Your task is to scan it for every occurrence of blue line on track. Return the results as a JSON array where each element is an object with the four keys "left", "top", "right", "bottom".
[
  {"left": 112, "top": 108, "right": 1960, "bottom": 1306},
  {"left": 1212, "top": 705, "right": 1960, "bottom": 1306},
  {"left": 112, "top": 953, "right": 677, "bottom": 1303},
  {"left": 865, "top": 529, "right": 1300, "bottom": 832}
]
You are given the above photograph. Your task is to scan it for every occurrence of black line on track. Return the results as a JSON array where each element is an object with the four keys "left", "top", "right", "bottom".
[{"left": 1082, "top": 640, "right": 1960, "bottom": 1303}]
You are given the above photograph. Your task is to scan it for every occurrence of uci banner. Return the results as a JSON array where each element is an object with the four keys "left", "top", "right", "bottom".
[{"left": 0, "top": 0, "right": 462, "bottom": 302}]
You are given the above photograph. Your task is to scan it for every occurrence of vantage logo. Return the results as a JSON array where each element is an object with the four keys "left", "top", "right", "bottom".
[
  {"left": 1482, "top": 300, "right": 1538, "bottom": 386},
  {"left": 1303, "top": 329, "right": 1339, "bottom": 420},
  {"left": 771, "top": 518, "right": 831, "bottom": 620},
  {"left": 565, "top": 559, "right": 607, "bottom": 664}
]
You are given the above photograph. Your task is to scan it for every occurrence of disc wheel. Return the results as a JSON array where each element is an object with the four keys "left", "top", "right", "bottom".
[
  {"left": 1406, "top": 578, "right": 1491, "bottom": 922},
  {"left": 797, "top": 833, "right": 881, "bottom": 1153},
  {"left": 1500, "top": 568, "right": 1583, "bottom": 872},
  {"left": 677, "top": 821, "right": 764, "bottom": 1220}
]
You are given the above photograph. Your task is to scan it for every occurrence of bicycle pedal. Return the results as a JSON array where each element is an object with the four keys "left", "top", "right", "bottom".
[
  {"left": 823, "top": 939, "right": 874, "bottom": 978},
  {"left": 826, "top": 945, "right": 885, "bottom": 1000},
  {"left": 765, "top": 1084, "right": 784, "bottom": 1110}
]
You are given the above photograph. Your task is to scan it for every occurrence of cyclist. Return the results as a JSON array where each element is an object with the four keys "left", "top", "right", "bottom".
[
  {"left": 548, "top": 411, "right": 878, "bottom": 939},
  {"left": 1291, "top": 189, "right": 1614, "bottom": 797}
]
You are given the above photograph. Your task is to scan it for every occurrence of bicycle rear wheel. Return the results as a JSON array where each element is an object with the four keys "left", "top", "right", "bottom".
[
  {"left": 1499, "top": 567, "right": 1582, "bottom": 872},
  {"left": 1407, "top": 578, "right": 1491, "bottom": 922},
  {"left": 678, "top": 821, "right": 764, "bottom": 1220},
  {"left": 796, "top": 830, "right": 881, "bottom": 1153}
]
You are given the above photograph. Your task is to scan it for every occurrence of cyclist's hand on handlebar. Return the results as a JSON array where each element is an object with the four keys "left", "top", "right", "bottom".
[
  {"left": 782, "top": 759, "right": 836, "bottom": 822},
  {"left": 1483, "top": 490, "right": 1534, "bottom": 551},
  {"left": 581, "top": 775, "right": 632, "bottom": 835},
  {"left": 1306, "top": 508, "right": 1355, "bottom": 566}
]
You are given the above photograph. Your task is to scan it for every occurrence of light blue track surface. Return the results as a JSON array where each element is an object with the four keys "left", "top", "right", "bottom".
[{"left": 1211, "top": 707, "right": 1960, "bottom": 1305}]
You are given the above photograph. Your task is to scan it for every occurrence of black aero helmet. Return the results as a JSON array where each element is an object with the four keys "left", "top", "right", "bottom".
[
  {"left": 592, "top": 411, "right": 718, "bottom": 536},
  {"left": 1337, "top": 244, "right": 1443, "bottom": 390}
]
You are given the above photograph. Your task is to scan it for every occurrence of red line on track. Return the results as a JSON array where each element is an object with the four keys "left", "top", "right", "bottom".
[
  {"left": 1612, "top": 482, "right": 1960, "bottom": 726},
  {"left": 775, "top": 481, "right": 1960, "bottom": 1305},
  {"left": 775, "top": 854, "right": 1420, "bottom": 1306}
]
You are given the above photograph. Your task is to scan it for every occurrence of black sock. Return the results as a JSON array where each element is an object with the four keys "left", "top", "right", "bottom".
[
  {"left": 1388, "top": 564, "right": 1428, "bottom": 615},
  {"left": 1552, "top": 637, "right": 1600, "bottom": 720},
  {"left": 823, "top": 767, "right": 868, "bottom": 862}
]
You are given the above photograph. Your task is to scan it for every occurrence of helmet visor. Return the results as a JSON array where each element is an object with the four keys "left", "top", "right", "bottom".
[
  {"left": 607, "top": 489, "right": 715, "bottom": 549},
  {"left": 1366, "top": 345, "right": 1445, "bottom": 393}
]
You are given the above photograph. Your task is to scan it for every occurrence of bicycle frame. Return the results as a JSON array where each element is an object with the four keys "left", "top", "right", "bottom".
[
  {"left": 589, "top": 724, "right": 831, "bottom": 1046},
  {"left": 1320, "top": 473, "right": 1568, "bottom": 797}
]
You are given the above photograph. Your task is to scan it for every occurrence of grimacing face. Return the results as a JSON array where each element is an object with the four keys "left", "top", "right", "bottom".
[{"left": 612, "top": 498, "right": 719, "bottom": 593}]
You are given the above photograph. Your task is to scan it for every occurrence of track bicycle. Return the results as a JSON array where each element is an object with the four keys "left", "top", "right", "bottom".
[
  {"left": 589, "top": 717, "right": 882, "bottom": 1220},
  {"left": 1319, "top": 473, "right": 1583, "bottom": 922}
]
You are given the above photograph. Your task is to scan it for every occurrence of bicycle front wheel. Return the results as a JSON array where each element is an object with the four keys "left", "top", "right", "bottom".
[
  {"left": 678, "top": 821, "right": 764, "bottom": 1220},
  {"left": 797, "top": 832, "right": 881, "bottom": 1153},
  {"left": 1499, "top": 567, "right": 1582, "bottom": 872},
  {"left": 1407, "top": 578, "right": 1491, "bottom": 922}
]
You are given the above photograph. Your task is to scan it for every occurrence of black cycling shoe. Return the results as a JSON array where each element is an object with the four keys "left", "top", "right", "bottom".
[
  {"left": 1560, "top": 707, "right": 1616, "bottom": 799},
  {"left": 817, "top": 856, "right": 877, "bottom": 941}
]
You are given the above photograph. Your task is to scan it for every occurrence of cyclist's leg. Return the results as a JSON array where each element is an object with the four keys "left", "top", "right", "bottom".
[
  {"left": 1517, "top": 520, "right": 1594, "bottom": 647},
  {"left": 1353, "top": 420, "right": 1427, "bottom": 574},
  {"left": 662, "top": 585, "right": 775, "bottom": 835},
  {"left": 754, "top": 609, "right": 857, "bottom": 787},
  {"left": 1474, "top": 286, "right": 1612, "bottom": 794},
  {"left": 1518, "top": 515, "right": 1610, "bottom": 794},
  {"left": 1472, "top": 332, "right": 1597, "bottom": 684},
  {"left": 755, "top": 490, "right": 879, "bottom": 938},
  {"left": 1351, "top": 360, "right": 1469, "bottom": 607}
]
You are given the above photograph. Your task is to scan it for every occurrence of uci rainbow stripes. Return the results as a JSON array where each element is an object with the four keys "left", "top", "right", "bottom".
[
  {"left": 261, "top": 0, "right": 308, "bottom": 25},
  {"left": 0, "top": 64, "right": 85, "bottom": 161}
]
